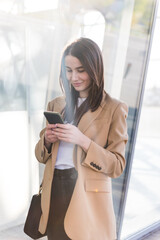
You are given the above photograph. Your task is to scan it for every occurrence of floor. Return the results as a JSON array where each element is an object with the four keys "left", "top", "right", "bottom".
[{"left": 0, "top": 224, "right": 159, "bottom": 240}]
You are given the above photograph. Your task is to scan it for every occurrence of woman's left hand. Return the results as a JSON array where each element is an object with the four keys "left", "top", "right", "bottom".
[{"left": 53, "top": 123, "right": 91, "bottom": 152}]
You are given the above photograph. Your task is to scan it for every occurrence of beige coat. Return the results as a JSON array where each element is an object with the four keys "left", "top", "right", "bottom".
[{"left": 35, "top": 92, "right": 128, "bottom": 240}]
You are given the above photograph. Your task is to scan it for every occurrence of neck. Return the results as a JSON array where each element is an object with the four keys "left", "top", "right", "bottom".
[{"left": 79, "top": 92, "right": 88, "bottom": 98}]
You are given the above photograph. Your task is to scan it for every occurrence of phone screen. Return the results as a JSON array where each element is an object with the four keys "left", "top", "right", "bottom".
[{"left": 44, "top": 111, "right": 64, "bottom": 124}]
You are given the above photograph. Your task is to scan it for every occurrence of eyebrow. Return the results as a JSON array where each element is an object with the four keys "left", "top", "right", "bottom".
[{"left": 65, "top": 66, "right": 84, "bottom": 70}]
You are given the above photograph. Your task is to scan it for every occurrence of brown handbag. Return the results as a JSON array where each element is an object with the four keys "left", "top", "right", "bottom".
[{"left": 24, "top": 185, "right": 47, "bottom": 239}]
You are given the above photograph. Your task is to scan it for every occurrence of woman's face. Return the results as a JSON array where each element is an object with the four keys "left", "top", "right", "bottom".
[{"left": 65, "top": 55, "right": 91, "bottom": 98}]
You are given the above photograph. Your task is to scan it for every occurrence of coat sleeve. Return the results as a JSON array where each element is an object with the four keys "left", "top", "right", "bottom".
[
  {"left": 82, "top": 103, "right": 128, "bottom": 178},
  {"left": 35, "top": 101, "right": 54, "bottom": 164}
]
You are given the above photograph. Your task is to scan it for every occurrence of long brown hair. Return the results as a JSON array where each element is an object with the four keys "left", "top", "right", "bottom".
[{"left": 59, "top": 38, "right": 104, "bottom": 125}]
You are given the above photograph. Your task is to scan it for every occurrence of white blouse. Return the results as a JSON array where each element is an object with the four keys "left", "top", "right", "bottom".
[{"left": 55, "top": 97, "right": 86, "bottom": 170}]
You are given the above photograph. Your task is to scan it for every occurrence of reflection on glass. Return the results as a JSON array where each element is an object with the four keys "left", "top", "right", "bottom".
[
  {"left": 0, "top": 27, "right": 26, "bottom": 111},
  {"left": 121, "top": 8, "right": 160, "bottom": 238},
  {"left": 81, "top": 10, "right": 105, "bottom": 49}
]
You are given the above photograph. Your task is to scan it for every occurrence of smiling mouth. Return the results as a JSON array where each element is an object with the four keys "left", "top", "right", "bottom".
[{"left": 73, "top": 82, "right": 82, "bottom": 87}]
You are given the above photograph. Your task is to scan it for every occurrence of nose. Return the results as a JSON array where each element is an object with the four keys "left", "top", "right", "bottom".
[{"left": 71, "top": 71, "right": 78, "bottom": 81}]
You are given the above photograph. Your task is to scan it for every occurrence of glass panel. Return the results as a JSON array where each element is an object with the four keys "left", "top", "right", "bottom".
[
  {"left": 100, "top": 0, "right": 157, "bottom": 237},
  {"left": 121, "top": 6, "right": 160, "bottom": 239},
  {"left": 0, "top": 26, "right": 26, "bottom": 111},
  {"left": 0, "top": 4, "right": 56, "bottom": 229},
  {"left": 0, "top": 22, "right": 29, "bottom": 227}
]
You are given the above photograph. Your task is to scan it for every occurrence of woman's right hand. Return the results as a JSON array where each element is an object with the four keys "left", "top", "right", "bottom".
[{"left": 44, "top": 124, "right": 58, "bottom": 150}]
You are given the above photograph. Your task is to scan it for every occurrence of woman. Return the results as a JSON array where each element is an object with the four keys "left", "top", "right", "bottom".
[{"left": 35, "top": 38, "right": 128, "bottom": 240}]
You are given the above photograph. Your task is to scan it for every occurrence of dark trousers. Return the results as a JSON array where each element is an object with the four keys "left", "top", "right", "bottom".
[{"left": 47, "top": 168, "right": 77, "bottom": 240}]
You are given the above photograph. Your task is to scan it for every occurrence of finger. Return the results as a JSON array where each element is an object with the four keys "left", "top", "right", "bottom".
[
  {"left": 47, "top": 124, "right": 57, "bottom": 129},
  {"left": 45, "top": 130, "right": 54, "bottom": 137},
  {"left": 45, "top": 129, "right": 57, "bottom": 138},
  {"left": 48, "top": 135, "right": 58, "bottom": 142},
  {"left": 53, "top": 127, "right": 68, "bottom": 134},
  {"left": 54, "top": 131, "right": 67, "bottom": 138},
  {"left": 56, "top": 123, "right": 71, "bottom": 129},
  {"left": 55, "top": 131, "right": 74, "bottom": 141},
  {"left": 51, "top": 136, "right": 58, "bottom": 141}
]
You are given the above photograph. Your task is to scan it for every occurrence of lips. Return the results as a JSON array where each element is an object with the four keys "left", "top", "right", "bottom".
[{"left": 73, "top": 82, "right": 82, "bottom": 87}]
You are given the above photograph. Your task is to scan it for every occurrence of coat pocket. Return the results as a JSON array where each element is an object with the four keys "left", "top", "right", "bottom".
[{"left": 85, "top": 179, "right": 111, "bottom": 193}]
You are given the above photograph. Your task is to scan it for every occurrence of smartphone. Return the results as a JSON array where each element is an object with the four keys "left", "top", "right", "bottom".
[{"left": 43, "top": 111, "right": 64, "bottom": 124}]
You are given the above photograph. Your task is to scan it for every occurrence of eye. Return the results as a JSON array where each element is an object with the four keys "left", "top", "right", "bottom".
[
  {"left": 66, "top": 68, "right": 72, "bottom": 73},
  {"left": 78, "top": 69, "right": 85, "bottom": 73}
]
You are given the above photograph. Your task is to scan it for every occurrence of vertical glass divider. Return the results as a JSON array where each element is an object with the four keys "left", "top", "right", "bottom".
[
  {"left": 117, "top": 1, "right": 159, "bottom": 239},
  {"left": 111, "top": 0, "right": 135, "bottom": 99}
]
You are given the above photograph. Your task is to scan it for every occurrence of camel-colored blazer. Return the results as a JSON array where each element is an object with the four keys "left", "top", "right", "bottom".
[{"left": 35, "top": 91, "right": 128, "bottom": 240}]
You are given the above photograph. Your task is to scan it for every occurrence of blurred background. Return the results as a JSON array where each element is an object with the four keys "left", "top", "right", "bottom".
[{"left": 0, "top": 0, "right": 160, "bottom": 239}]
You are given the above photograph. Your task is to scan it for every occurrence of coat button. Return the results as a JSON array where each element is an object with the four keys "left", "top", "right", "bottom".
[
  {"left": 90, "top": 162, "right": 94, "bottom": 166},
  {"left": 93, "top": 163, "right": 97, "bottom": 168}
]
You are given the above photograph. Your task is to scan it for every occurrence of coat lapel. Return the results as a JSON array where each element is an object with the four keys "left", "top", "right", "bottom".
[
  {"left": 54, "top": 96, "right": 66, "bottom": 113},
  {"left": 52, "top": 92, "right": 107, "bottom": 133},
  {"left": 78, "top": 92, "right": 106, "bottom": 133},
  {"left": 78, "top": 107, "right": 102, "bottom": 133}
]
